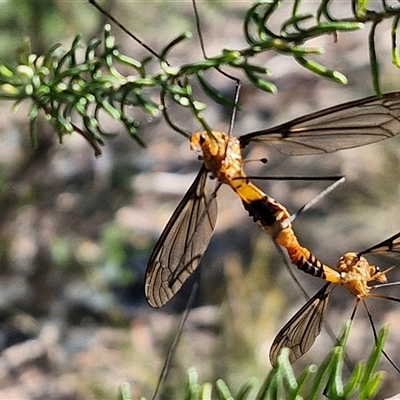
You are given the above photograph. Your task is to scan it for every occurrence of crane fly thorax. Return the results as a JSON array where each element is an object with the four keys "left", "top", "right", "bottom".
[
  {"left": 336, "top": 252, "right": 387, "bottom": 297},
  {"left": 190, "top": 131, "right": 246, "bottom": 184}
]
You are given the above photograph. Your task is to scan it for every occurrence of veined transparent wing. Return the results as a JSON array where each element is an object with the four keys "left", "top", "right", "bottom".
[
  {"left": 145, "top": 165, "right": 218, "bottom": 308},
  {"left": 360, "top": 231, "right": 400, "bottom": 255},
  {"left": 270, "top": 283, "right": 333, "bottom": 366},
  {"left": 240, "top": 92, "right": 400, "bottom": 155}
]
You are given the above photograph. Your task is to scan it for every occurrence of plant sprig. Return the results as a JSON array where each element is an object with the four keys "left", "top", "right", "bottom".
[{"left": 1, "top": 0, "right": 400, "bottom": 154}]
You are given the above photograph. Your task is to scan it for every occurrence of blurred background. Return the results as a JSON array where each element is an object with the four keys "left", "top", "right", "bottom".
[{"left": 0, "top": 0, "right": 400, "bottom": 399}]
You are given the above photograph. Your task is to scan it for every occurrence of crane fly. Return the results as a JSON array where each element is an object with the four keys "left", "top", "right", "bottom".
[
  {"left": 145, "top": 92, "right": 400, "bottom": 308},
  {"left": 270, "top": 231, "right": 400, "bottom": 369}
]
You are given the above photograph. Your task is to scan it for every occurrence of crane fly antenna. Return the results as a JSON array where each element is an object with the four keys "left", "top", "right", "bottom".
[{"left": 88, "top": 0, "right": 165, "bottom": 61}]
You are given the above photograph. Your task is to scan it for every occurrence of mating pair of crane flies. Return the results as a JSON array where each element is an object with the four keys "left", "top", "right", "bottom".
[
  {"left": 88, "top": 0, "right": 400, "bottom": 374},
  {"left": 145, "top": 92, "right": 400, "bottom": 308},
  {"left": 86, "top": 1, "right": 400, "bottom": 309}
]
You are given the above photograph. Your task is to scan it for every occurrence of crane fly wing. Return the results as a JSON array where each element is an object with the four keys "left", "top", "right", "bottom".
[
  {"left": 361, "top": 231, "right": 400, "bottom": 255},
  {"left": 240, "top": 92, "right": 400, "bottom": 155},
  {"left": 145, "top": 165, "right": 218, "bottom": 308},
  {"left": 270, "top": 283, "right": 333, "bottom": 366}
]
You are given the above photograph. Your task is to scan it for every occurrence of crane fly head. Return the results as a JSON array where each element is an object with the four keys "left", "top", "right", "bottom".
[
  {"left": 336, "top": 252, "right": 387, "bottom": 298},
  {"left": 190, "top": 131, "right": 229, "bottom": 159},
  {"left": 190, "top": 131, "right": 245, "bottom": 184}
]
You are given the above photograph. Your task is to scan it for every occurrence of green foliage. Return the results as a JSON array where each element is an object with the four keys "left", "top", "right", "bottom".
[
  {"left": 119, "top": 322, "right": 387, "bottom": 400},
  {"left": 0, "top": 1, "right": 399, "bottom": 155}
]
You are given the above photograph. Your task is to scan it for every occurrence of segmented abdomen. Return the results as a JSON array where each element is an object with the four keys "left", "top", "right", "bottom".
[{"left": 243, "top": 197, "right": 340, "bottom": 283}]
